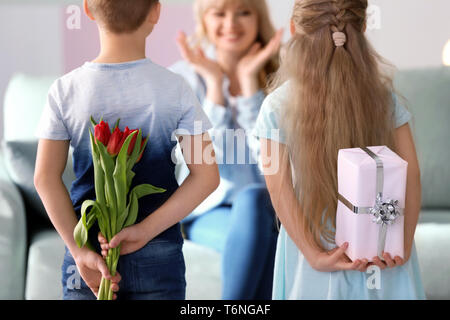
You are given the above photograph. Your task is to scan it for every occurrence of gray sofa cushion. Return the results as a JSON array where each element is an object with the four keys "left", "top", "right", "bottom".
[
  {"left": 395, "top": 67, "right": 450, "bottom": 209},
  {"left": 0, "top": 155, "right": 27, "bottom": 300},
  {"left": 417, "top": 208, "right": 450, "bottom": 299},
  {"left": 25, "top": 230, "right": 65, "bottom": 300},
  {"left": 24, "top": 229, "right": 222, "bottom": 300},
  {"left": 419, "top": 209, "right": 450, "bottom": 224},
  {"left": 2, "top": 141, "right": 47, "bottom": 220},
  {"left": 415, "top": 222, "right": 450, "bottom": 300},
  {"left": 2, "top": 140, "right": 75, "bottom": 222},
  {"left": 184, "top": 241, "right": 221, "bottom": 300}
]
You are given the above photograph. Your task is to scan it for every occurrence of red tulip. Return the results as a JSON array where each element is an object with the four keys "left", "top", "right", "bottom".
[
  {"left": 119, "top": 127, "right": 139, "bottom": 156},
  {"left": 94, "top": 120, "right": 146, "bottom": 160},
  {"left": 107, "top": 127, "right": 124, "bottom": 156},
  {"left": 94, "top": 121, "right": 111, "bottom": 146},
  {"left": 128, "top": 129, "right": 139, "bottom": 155}
]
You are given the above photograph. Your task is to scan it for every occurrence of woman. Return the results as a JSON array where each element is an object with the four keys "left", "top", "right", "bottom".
[{"left": 170, "top": 0, "right": 283, "bottom": 300}]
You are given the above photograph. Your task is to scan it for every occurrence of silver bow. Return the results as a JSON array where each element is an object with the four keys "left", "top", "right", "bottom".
[{"left": 370, "top": 194, "right": 402, "bottom": 225}]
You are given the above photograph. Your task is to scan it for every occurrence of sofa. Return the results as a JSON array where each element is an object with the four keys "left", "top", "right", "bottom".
[{"left": 0, "top": 67, "right": 449, "bottom": 300}]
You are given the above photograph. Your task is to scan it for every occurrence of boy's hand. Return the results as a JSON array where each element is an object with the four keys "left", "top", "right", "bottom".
[
  {"left": 310, "top": 242, "right": 370, "bottom": 273},
  {"left": 98, "top": 223, "right": 149, "bottom": 257},
  {"left": 73, "top": 248, "right": 121, "bottom": 299}
]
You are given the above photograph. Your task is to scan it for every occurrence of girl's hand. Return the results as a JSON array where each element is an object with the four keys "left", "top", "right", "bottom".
[
  {"left": 72, "top": 248, "right": 121, "bottom": 299},
  {"left": 98, "top": 223, "right": 149, "bottom": 257},
  {"left": 176, "top": 31, "right": 224, "bottom": 86},
  {"left": 236, "top": 29, "right": 283, "bottom": 96},
  {"left": 310, "top": 242, "right": 370, "bottom": 273},
  {"left": 371, "top": 252, "right": 407, "bottom": 270}
]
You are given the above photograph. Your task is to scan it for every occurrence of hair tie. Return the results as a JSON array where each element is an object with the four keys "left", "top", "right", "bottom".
[{"left": 332, "top": 31, "right": 347, "bottom": 47}]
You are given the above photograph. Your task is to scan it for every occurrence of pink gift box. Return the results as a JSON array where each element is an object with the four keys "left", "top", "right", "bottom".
[{"left": 335, "top": 146, "right": 407, "bottom": 262}]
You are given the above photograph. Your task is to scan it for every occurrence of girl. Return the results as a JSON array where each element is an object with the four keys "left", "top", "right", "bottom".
[
  {"left": 253, "top": 0, "right": 426, "bottom": 299},
  {"left": 169, "top": 0, "right": 283, "bottom": 299}
]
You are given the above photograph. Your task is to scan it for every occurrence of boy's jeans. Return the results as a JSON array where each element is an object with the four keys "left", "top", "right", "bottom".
[{"left": 62, "top": 239, "right": 186, "bottom": 300}]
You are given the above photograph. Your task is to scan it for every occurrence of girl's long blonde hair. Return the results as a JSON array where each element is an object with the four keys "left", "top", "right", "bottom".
[
  {"left": 192, "top": 0, "right": 279, "bottom": 89},
  {"left": 272, "top": 0, "right": 397, "bottom": 249}
]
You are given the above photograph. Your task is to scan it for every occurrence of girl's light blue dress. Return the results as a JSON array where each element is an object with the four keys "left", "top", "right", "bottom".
[{"left": 252, "top": 81, "right": 426, "bottom": 300}]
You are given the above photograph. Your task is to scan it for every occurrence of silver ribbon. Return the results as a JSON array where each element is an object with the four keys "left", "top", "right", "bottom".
[{"left": 338, "top": 147, "right": 403, "bottom": 258}]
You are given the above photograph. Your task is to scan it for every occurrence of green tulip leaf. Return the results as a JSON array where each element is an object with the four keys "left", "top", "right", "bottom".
[
  {"left": 126, "top": 170, "right": 136, "bottom": 195},
  {"left": 90, "top": 116, "right": 98, "bottom": 127},
  {"left": 112, "top": 118, "right": 121, "bottom": 133},
  {"left": 86, "top": 208, "right": 97, "bottom": 230},
  {"left": 123, "top": 184, "right": 166, "bottom": 228},
  {"left": 81, "top": 200, "right": 101, "bottom": 226},
  {"left": 95, "top": 212, "right": 108, "bottom": 242},
  {"left": 90, "top": 130, "right": 108, "bottom": 207},
  {"left": 133, "top": 184, "right": 166, "bottom": 199},
  {"left": 127, "top": 130, "right": 142, "bottom": 170},
  {"left": 96, "top": 141, "right": 115, "bottom": 174},
  {"left": 74, "top": 216, "right": 88, "bottom": 249},
  {"left": 123, "top": 193, "right": 139, "bottom": 229},
  {"left": 74, "top": 200, "right": 101, "bottom": 248},
  {"left": 113, "top": 131, "right": 138, "bottom": 231},
  {"left": 89, "top": 129, "right": 99, "bottom": 159},
  {"left": 138, "top": 137, "right": 149, "bottom": 160},
  {"left": 96, "top": 141, "right": 118, "bottom": 235},
  {"left": 117, "top": 207, "right": 129, "bottom": 232}
]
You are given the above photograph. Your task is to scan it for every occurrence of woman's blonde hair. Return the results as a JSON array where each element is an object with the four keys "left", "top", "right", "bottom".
[
  {"left": 271, "top": 0, "right": 398, "bottom": 250},
  {"left": 192, "top": 0, "right": 279, "bottom": 90}
]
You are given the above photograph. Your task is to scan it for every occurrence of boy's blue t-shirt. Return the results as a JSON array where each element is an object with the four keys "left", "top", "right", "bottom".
[{"left": 36, "top": 58, "right": 212, "bottom": 243}]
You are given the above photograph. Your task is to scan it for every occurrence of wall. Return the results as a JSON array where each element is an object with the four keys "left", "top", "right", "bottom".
[
  {"left": 368, "top": 0, "right": 450, "bottom": 69},
  {"left": 0, "top": 0, "right": 449, "bottom": 140}
]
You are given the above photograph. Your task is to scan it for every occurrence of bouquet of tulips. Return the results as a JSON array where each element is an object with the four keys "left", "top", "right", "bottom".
[{"left": 73, "top": 117, "right": 166, "bottom": 300}]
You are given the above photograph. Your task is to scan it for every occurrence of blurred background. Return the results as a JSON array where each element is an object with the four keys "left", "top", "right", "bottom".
[
  {"left": 0, "top": 0, "right": 449, "bottom": 300},
  {"left": 0, "top": 0, "right": 450, "bottom": 139},
  {"left": 0, "top": 0, "right": 449, "bottom": 140}
]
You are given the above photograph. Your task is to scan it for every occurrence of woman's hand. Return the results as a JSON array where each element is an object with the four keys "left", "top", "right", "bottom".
[
  {"left": 72, "top": 248, "right": 121, "bottom": 299},
  {"left": 176, "top": 31, "right": 224, "bottom": 86},
  {"left": 176, "top": 31, "right": 225, "bottom": 105},
  {"left": 98, "top": 223, "right": 150, "bottom": 257},
  {"left": 237, "top": 29, "right": 284, "bottom": 97},
  {"left": 310, "top": 242, "right": 371, "bottom": 273}
]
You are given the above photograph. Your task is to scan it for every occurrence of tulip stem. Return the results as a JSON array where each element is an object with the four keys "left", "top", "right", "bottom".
[
  {"left": 98, "top": 277, "right": 106, "bottom": 300},
  {"left": 97, "top": 246, "right": 120, "bottom": 300}
]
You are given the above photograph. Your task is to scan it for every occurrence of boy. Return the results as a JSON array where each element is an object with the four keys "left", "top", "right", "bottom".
[{"left": 34, "top": 0, "right": 219, "bottom": 300}]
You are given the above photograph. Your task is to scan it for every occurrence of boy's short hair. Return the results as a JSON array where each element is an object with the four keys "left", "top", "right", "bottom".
[{"left": 87, "top": 0, "right": 159, "bottom": 34}]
